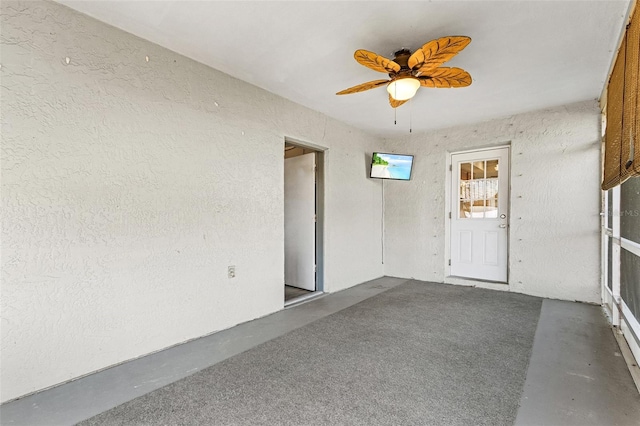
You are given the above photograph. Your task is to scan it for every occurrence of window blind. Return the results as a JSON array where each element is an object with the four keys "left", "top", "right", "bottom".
[{"left": 603, "top": 7, "right": 640, "bottom": 190}]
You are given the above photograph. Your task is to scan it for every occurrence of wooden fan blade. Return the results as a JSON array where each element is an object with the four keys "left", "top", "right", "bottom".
[
  {"left": 354, "top": 50, "right": 401, "bottom": 74},
  {"left": 336, "top": 79, "right": 390, "bottom": 95},
  {"left": 389, "top": 94, "right": 408, "bottom": 109},
  {"left": 418, "top": 67, "right": 472, "bottom": 88},
  {"left": 407, "top": 49, "right": 425, "bottom": 71},
  {"left": 411, "top": 36, "right": 471, "bottom": 73}
]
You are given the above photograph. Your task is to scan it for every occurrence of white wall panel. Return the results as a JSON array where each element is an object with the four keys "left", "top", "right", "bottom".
[{"left": 0, "top": 1, "right": 383, "bottom": 402}]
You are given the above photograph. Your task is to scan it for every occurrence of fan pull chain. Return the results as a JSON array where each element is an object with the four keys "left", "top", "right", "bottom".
[
  {"left": 394, "top": 84, "right": 398, "bottom": 125},
  {"left": 409, "top": 98, "right": 413, "bottom": 133}
]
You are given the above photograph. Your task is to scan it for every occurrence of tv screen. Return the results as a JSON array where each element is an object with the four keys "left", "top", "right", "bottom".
[{"left": 370, "top": 152, "right": 414, "bottom": 181}]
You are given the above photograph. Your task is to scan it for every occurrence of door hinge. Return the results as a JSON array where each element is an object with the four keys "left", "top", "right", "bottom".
[
  {"left": 449, "top": 164, "right": 452, "bottom": 171},
  {"left": 314, "top": 214, "right": 317, "bottom": 222},
  {"left": 448, "top": 259, "right": 451, "bottom": 266},
  {"left": 449, "top": 212, "right": 452, "bottom": 219},
  {"left": 314, "top": 264, "right": 317, "bottom": 272}
]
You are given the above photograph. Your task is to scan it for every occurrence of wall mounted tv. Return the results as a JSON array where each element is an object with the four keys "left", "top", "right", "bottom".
[{"left": 370, "top": 152, "right": 414, "bottom": 181}]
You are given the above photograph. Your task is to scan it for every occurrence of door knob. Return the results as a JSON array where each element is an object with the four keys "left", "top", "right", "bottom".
[
  {"left": 499, "top": 224, "right": 507, "bottom": 228},
  {"left": 500, "top": 214, "right": 506, "bottom": 219}
]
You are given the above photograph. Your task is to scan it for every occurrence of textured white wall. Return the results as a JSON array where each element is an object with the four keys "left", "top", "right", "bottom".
[
  {"left": 1, "top": 1, "right": 383, "bottom": 402},
  {"left": 383, "top": 101, "right": 601, "bottom": 303}
]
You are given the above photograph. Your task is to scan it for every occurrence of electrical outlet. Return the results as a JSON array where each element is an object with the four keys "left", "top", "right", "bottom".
[{"left": 228, "top": 266, "right": 235, "bottom": 279}]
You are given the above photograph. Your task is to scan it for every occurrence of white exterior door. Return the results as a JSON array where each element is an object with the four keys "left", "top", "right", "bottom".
[
  {"left": 450, "top": 147, "right": 509, "bottom": 282},
  {"left": 284, "top": 153, "right": 316, "bottom": 291}
]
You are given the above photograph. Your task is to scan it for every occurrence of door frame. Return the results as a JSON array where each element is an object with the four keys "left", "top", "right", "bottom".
[
  {"left": 444, "top": 143, "right": 511, "bottom": 289},
  {"left": 284, "top": 137, "right": 326, "bottom": 293}
]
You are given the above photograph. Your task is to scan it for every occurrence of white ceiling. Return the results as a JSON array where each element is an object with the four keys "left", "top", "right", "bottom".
[{"left": 58, "top": 0, "right": 631, "bottom": 136}]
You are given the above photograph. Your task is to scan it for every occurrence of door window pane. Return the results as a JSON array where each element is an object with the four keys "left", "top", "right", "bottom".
[
  {"left": 459, "top": 162, "right": 472, "bottom": 218},
  {"left": 475, "top": 180, "right": 486, "bottom": 200},
  {"left": 460, "top": 201, "right": 471, "bottom": 218},
  {"left": 486, "top": 171, "right": 499, "bottom": 218},
  {"left": 486, "top": 160, "right": 499, "bottom": 179},
  {"left": 473, "top": 161, "right": 485, "bottom": 179},
  {"left": 485, "top": 203, "right": 498, "bottom": 218},
  {"left": 460, "top": 162, "right": 472, "bottom": 182}
]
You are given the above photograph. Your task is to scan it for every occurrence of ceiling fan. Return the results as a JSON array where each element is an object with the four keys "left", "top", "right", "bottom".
[{"left": 336, "top": 36, "right": 472, "bottom": 108}]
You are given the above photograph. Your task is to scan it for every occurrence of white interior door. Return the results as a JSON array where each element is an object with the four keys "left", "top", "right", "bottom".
[
  {"left": 450, "top": 147, "right": 509, "bottom": 282},
  {"left": 284, "top": 153, "right": 316, "bottom": 291}
]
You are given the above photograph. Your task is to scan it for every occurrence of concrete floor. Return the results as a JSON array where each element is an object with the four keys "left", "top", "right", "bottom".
[
  {"left": 515, "top": 299, "right": 640, "bottom": 425},
  {"left": 2, "top": 277, "right": 639, "bottom": 425},
  {"left": 284, "top": 285, "right": 313, "bottom": 302}
]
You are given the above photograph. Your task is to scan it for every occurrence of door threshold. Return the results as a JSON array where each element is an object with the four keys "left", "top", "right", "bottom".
[
  {"left": 448, "top": 276, "right": 508, "bottom": 285},
  {"left": 445, "top": 276, "right": 509, "bottom": 292},
  {"left": 284, "top": 291, "right": 325, "bottom": 308}
]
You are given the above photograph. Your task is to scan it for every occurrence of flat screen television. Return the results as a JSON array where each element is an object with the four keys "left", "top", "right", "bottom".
[{"left": 370, "top": 152, "right": 414, "bottom": 181}]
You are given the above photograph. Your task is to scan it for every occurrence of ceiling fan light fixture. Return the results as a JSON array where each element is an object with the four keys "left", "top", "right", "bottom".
[{"left": 387, "top": 77, "right": 420, "bottom": 101}]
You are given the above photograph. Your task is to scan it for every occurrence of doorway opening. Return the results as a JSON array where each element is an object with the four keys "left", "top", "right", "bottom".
[
  {"left": 284, "top": 140, "right": 325, "bottom": 306},
  {"left": 447, "top": 145, "right": 510, "bottom": 283}
]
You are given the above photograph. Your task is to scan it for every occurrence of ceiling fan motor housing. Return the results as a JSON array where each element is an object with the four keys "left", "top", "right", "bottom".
[{"left": 392, "top": 49, "right": 413, "bottom": 75}]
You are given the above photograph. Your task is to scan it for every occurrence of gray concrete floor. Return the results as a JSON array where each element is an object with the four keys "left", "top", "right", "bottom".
[
  {"left": 515, "top": 299, "right": 640, "bottom": 426},
  {"left": 284, "top": 285, "right": 312, "bottom": 302},
  {"left": 2, "top": 277, "right": 639, "bottom": 425}
]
